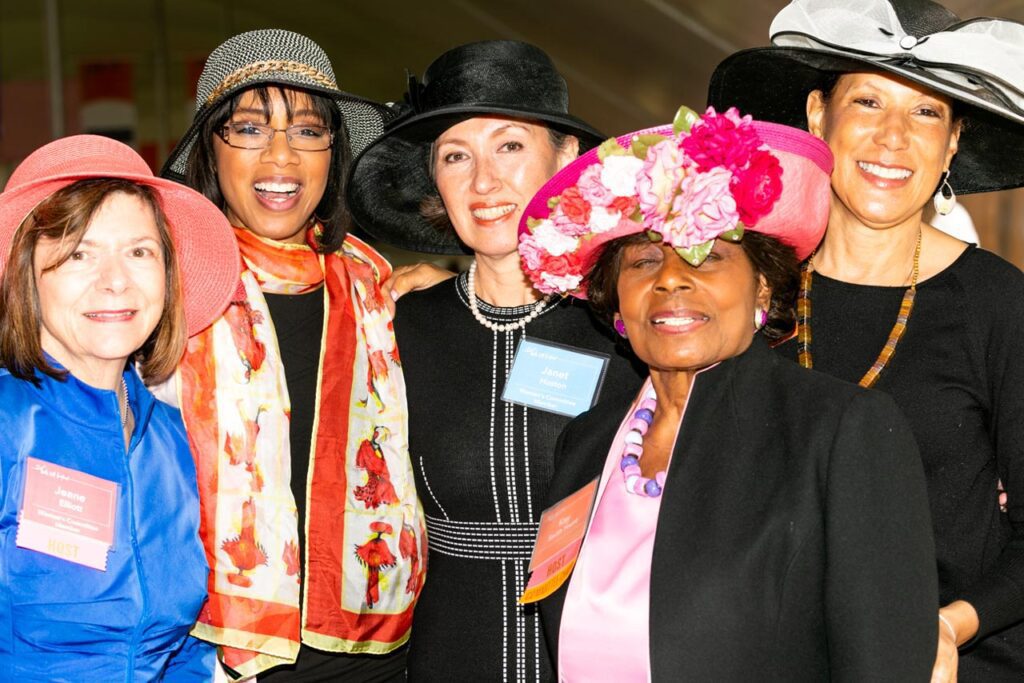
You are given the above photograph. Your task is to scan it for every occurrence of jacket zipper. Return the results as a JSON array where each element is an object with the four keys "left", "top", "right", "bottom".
[{"left": 119, "top": 389, "right": 148, "bottom": 680}]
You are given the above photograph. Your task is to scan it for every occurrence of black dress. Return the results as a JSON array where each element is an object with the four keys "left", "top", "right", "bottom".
[
  {"left": 394, "top": 273, "right": 644, "bottom": 682},
  {"left": 776, "top": 246, "right": 1024, "bottom": 680}
]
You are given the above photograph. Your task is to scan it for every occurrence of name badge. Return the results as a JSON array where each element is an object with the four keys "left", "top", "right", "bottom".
[
  {"left": 519, "top": 478, "right": 599, "bottom": 604},
  {"left": 16, "top": 457, "right": 118, "bottom": 571},
  {"left": 502, "top": 338, "right": 610, "bottom": 417}
]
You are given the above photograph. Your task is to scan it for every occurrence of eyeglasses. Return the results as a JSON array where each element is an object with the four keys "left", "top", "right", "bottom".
[{"left": 217, "top": 121, "right": 334, "bottom": 151}]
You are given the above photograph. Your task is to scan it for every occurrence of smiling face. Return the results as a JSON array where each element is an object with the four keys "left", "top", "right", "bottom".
[
  {"left": 213, "top": 87, "right": 331, "bottom": 244},
  {"left": 616, "top": 239, "right": 769, "bottom": 373},
  {"left": 34, "top": 192, "right": 167, "bottom": 387},
  {"left": 806, "top": 71, "right": 960, "bottom": 232},
  {"left": 433, "top": 116, "right": 577, "bottom": 259}
]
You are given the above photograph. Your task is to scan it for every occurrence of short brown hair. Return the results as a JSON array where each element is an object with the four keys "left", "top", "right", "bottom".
[
  {"left": 0, "top": 178, "right": 186, "bottom": 385},
  {"left": 585, "top": 231, "right": 800, "bottom": 343}
]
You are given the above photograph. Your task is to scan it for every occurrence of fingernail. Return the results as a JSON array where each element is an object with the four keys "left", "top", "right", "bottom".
[{"left": 390, "top": 290, "right": 399, "bottom": 301}]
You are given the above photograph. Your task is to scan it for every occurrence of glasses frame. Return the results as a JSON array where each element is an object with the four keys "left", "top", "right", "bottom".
[{"left": 216, "top": 122, "right": 335, "bottom": 152}]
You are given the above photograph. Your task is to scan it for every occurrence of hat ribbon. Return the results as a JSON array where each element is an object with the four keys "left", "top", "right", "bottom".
[
  {"left": 204, "top": 60, "right": 339, "bottom": 108},
  {"left": 403, "top": 71, "right": 425, "bottom": 114},
  {"left": 769, "top": 0, "right": 1024, "bottom": 117}
]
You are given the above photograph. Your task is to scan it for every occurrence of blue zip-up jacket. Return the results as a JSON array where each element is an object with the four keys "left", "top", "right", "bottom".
[{"left": 0, "top": 364, "right": 212, "bottom": 681}]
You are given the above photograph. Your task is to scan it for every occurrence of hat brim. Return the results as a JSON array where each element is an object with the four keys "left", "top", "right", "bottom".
[
  {"left": 708, "top": 46, "right": 1024, "bottom": 194},
  {"left": 347, "top": 106, "right": 605, "bottom": 255},
  {"left": 0, "top": 172, "right": 239, "bottom": 338},
  {"left": 161, "top": 79, "right": 393, "bottom": 183}
]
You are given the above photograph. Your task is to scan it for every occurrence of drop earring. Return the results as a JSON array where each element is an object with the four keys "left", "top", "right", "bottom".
[
  {"left": 933, "top": 170, "right": 956, "bottom": 216},
  {"left": 613, "top": 318, "right": 627, "bottom": 338},
  {"left": 754, "top": 307, "right": 767, "bottom": 331}
]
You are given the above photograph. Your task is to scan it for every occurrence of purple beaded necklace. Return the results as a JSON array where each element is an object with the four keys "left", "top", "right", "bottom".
[{"left": 620, "top": 387, "right": 667, "bottom": 497}]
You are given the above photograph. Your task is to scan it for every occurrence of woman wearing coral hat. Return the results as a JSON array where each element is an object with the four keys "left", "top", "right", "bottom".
[
  {"left": 519, "top": 107, "right": 938, "bottom": 680},
  {"left": 709, "top": 0, "right": 1024, "bottom": 678},
  {"left": 0, "top": 135, "right": 239, "bottom": 680},
  {"left": 160, "top": 30, "right": 425, "bottom": 681}
]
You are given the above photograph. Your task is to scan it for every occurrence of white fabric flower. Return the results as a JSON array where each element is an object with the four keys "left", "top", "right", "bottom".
[
  {"left": 532, "top": 220, "right": 580, "bottom": 256},
  {"left": 600, "top": 155, "right": 645, "bottom": 197},
  {"left": 588, "top": 205, "right": 621, "bottom": 233}
]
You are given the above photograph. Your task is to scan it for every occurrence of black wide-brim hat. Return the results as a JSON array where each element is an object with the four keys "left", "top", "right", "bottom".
[
  {"left": 707, "top": 0, "right": 1024, "bottom": 195},
  {"left": 161, "top": 29, "right": 393, "bottom": 183},
  {"left": 347, "top": 40, "right": 605, "bottom": 255}
]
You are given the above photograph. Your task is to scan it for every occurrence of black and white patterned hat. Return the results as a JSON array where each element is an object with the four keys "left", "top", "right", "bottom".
[{"left": 161, "top": 29, "right": 392, "bottom": 182}]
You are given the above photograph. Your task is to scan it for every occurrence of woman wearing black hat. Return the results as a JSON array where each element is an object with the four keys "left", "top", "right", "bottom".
[
  {"left": 159, "top": 30, "right": 425, "bottom": 682},
  {"left": 709, "top": 0, "right": 1024, "bottom": 680},
  {"left": 348, "top": 40, "right": 644, "bottom": 681}
]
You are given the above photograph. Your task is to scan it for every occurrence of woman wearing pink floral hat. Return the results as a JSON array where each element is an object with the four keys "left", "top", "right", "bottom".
[{"left": 519, "top": 107, "right": 939, "bottom": 680}]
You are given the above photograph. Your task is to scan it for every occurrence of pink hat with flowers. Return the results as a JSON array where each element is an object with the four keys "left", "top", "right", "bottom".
[{"left": 518, "top": 106, "right": 833, "bottom": 298}]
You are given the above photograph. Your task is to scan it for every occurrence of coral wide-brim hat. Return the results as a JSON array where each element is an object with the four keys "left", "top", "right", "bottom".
[
  {"left": 0, "top": 135, "right": 239, "bottom": 337},
  {"left": 518, "top": 108, "right": 833, "bottom": 298}
]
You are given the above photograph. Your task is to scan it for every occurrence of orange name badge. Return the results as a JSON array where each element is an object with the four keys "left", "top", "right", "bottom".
[
  {"left": 519, "top": 477, "right": 599, "bottom": 604},
  {"left": 15, "top": 457, "right": 118, "bottom": 571}
]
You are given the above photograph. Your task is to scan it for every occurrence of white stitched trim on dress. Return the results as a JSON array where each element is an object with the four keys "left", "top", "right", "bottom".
[{"left": 418, "top": 453, "right": 450, "bottom": 520}]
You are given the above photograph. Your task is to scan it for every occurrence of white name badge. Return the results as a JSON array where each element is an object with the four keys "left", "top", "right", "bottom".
[{"left": 502, "top": 338, "right": 610, "bottom": 417}]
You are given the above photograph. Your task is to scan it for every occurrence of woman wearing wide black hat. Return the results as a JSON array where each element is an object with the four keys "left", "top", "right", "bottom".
[
  {"left": 709, "top": 1, "right": 1024, "bottom": 680},
  {"left": 348, "top": 40, "right": 644, "bottom": 681}
]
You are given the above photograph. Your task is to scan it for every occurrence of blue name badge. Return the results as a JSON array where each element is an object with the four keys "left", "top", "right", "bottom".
[{"left": 502, "top": 338, "right": 610, "bottom": 417}]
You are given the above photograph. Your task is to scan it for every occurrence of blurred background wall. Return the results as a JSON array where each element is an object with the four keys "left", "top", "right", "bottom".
[{"left": 2, "top": 0, "right": 1022, "bottom": 263}]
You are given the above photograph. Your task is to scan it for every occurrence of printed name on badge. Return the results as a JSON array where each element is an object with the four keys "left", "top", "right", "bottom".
[
  {"left": 519, "top": 478, "right": 599, "bottom": 604},
  {"left": 16, "top": 457, "right": 118, "bottom": 571},
  {"left": 502, "top": 338, "right": 610, "bottom": 417}
]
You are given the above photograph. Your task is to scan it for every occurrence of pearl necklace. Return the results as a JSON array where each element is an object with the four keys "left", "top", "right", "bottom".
[
  {"left": 466, "top": 261, "right": 553, "bottom": 333},
  {"left": 620, "top": 387, "right": 667, "bottom": 497}
]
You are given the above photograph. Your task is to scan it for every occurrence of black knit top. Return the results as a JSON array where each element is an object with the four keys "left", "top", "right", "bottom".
[
  {"left": 776, "top": 245, "right": 1024, "bottom": 680},
  {"left": 395, "top": 273, "right": 645, "bottom": 682}
]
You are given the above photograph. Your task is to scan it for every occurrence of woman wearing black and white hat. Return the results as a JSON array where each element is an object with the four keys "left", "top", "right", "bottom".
[
  {"left": 160, "top": 30, "right": 425, "bottom": 681},
  {"left": 709, "top": 1, "right": 1024, "bottom": 680},
  {"left": 348, "top": 40, "right": 644, "bottom": 681}
]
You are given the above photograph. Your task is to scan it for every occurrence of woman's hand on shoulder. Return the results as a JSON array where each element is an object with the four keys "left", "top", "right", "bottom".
[
  {"left": 930, "top": 601, "right": 979, "bottom": 683},
  {"left": 381, "top": 262, "right": 455, "bottom": 315}
]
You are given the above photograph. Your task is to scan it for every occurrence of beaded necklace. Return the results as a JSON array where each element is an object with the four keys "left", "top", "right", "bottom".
[
  {"left": 619, "top": 386, "right": 667, "bottom": 497},
  {"left": 467, "top": 261, "right": 552, "bottom": 333},
  {"left": 797, "top": 229, "right": 921, "bottom": 388}
]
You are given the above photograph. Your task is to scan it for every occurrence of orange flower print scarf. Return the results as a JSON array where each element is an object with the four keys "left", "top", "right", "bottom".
[{"left": 175, "top": 227, "right": 426, "bottom": 678}]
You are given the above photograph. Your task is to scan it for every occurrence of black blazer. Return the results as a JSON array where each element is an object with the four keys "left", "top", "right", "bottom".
[{"left": 540, "top": 338, "right": 938, "bottom": 681}]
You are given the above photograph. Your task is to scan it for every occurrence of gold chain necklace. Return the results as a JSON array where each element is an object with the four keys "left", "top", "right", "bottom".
[{"left": 797, "top": 230, "right": 921, "bottom": 388}]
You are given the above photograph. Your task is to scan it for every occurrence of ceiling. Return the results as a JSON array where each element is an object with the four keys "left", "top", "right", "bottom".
[{"left": 3, "top": 0, "right": 1022, "bottom": 139}]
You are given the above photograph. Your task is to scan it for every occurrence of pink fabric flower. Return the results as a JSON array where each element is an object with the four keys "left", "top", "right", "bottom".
[
  {"left": 731, "top": 149, "right": 783, "bottom": 226},
  {"left": 577, "top": 165, "right": 615, "bottom": 207},
  {"left": 557, "top": 186, "right": 592, "bottom": 226},
  {"left": 681, "top": 106, "right": 763, "bottom": 174},
  {"left": 637, "top": 140, "right": 688, "bottom": 233},
  {"left": 659, "top": 166, "right": 739, "bottom": 249}
]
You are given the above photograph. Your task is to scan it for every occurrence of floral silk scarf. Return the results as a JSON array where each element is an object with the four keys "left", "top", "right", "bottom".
[{"left": 176, "top": 227, "right": 426, "bottom": 678}]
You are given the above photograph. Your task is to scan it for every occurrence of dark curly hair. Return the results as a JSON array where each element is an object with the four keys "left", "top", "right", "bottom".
[{"left": 585, "top": 231, "right": 799, "bottom": 343}]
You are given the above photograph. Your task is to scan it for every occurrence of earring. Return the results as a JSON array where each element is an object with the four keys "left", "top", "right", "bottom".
[
  {"left": 933, "top": 170, "right": 956, "bottom": 216},
  {"left": 754, "top": 307, "right": 768, "bottom": 331},
  {"left": 613, "top": 318, "right": 627, "bottom": 338}
]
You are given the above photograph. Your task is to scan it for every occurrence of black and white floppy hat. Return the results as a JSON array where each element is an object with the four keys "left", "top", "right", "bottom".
[
  {"left": 708, "top": 0, "right": 1024, "bottom": 194},
  {"left": 162, "top": 29, "right": 392, "bottom": 182}
]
